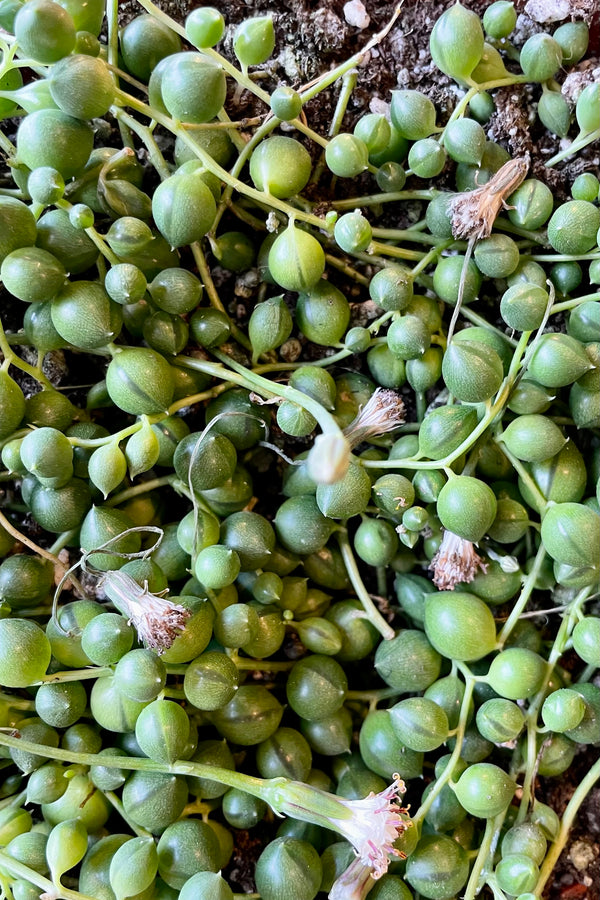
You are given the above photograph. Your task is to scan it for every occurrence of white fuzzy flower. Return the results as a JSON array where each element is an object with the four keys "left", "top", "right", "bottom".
[
  {"left": 329, "top": 775, "right": 408, "bottom": 878},
  {"left": 271, "top": 774, "right": 410, "bottom": 881}
]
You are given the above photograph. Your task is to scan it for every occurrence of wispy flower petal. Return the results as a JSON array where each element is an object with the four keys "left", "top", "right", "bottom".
[
  {"left": 344, "top": 388, "right": 406, "bottom": 449},
  {"left": 100, "top": 570, "right": 191, "bottom": 654}
]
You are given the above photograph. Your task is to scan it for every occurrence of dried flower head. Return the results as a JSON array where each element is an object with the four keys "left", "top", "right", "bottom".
[
  {"left": 100, "top": 570, "right": 191, "bottom": 654},
  {"left": 448, "top": 156, "right": 529, "bottom": 241},
  {"left": 344, "top": 388, "right": 406, "bottom": 449},
  {"left": 429, "top": 528, "right": 488, "bottom": 591}
]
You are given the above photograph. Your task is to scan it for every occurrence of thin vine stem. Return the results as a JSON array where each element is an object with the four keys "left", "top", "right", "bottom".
[{"left": 336, "top": 530, "right": 395, "bottom": 640}]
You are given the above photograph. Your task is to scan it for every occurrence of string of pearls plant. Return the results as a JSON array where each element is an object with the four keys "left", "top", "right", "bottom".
[{"left": 0, "top": 1, "right": 598, "bottom": 899}]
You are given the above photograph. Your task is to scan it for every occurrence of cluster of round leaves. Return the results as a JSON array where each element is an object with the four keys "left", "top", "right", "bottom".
[{"left": 0, "top": 1, "right": 598, "bottom": 899}]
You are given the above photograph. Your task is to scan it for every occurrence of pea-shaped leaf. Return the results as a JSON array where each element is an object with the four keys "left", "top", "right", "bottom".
[
  {"left": 173, "top": 431, "right": 237, "bottom": 492},
  {"left": 233, "top": 16, "right": 275, "bottom": 68},
  {"left": 106, "top": 347, "right": 175, "bottom": 415},
  {"left": 541, "top": 502, "right": 600, "bottom": 568},
  {"left": 547, "top": 200, "right": 600, "bottom": 256},
  {"left": 51, "top": 280, "right": 123, "bottom": 350},
  {"left": 0, "top": 371, "right": 26, "bottom": 440},
  {"left": 16, "top": 109, "right": 93, "bottom": 180},
  {"left": 125, "top": 420, "right": 161, "bottom": 478},
  {"left": 429, "top": 1, "right": 484, "bottom": 83},
  {"left": 315, "top": 462, "right": 372, "bottom": 519},
  {"left": 46, "top": 818, "right": 88, "bottom": 885},
  {"left": 538, "top": 90, "right": 571, "bottom": 138},
  {"left": 268, "top": 224, "right": 325, "bottom": 293},
  {"left": 49, "top": 54, "right": 115, "bottom": 120},
  {"left": 152, "top": 173, "right": 217, "bottom": 248},
  {"left": 135, "top": 699, "right": 191, "bottom": 764},
  {"left": 436, "top": 475, "right": 497, "bottom": 542},
  {"left": 249, "top": 136, "right": 312, "bottom": 200},
  {"left": 109, "top": 836, "right": 158, "bottom": 900},
  {"left": 419, "top": 404, "right": 477, "bottom": 459},
  {"left": 390, "top": 90, "right": 437, "bottom": 140},
  {"left": 0, "top": 618, "right": 52, "bottom": 687},
  {"left": 424, "top": 591, "right": 497, "bottom": 661},
  {"left": 501, "top": 415, "right": 566, "bottom": 463},
  {"left": 453, "top": 763, "right": 516, "bottom": 818},
  {"left": 248, "top": 295, "right": 293, "bottom": 364},
  {"left": 88, "top": 441, "right": 127, "bottom": 498},
  {"left": 296, "top": 280, "right": 350, "bottom": 346},
  {"left": 442, "top": 340, "right": 504, "bottom": 403},
  {"left": 528, "top": 333, "right": 592, "bottom": 388},
  {"left": 520, "top": 33, "right": 563, "bottom": 82},
  {"left": 1, "top": 246, "right": 66, "bottom": 304}
]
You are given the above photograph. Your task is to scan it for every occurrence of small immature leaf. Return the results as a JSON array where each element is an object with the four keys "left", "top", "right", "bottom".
[
  {"left": 125, "top": 420, "right": 161, "bottom": 478},
  {"left": 248, "top": 295, "right": 293, "bottom": 364},
  {"left": 87, "top": 441, "right": 127, "bottom": 499}
]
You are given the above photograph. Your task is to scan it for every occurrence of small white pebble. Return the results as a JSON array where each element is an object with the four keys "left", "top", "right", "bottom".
[
  {"left": 524, "top": 0, "right": 570, "bottom": 23},
  {"left": 343, "top": 0, "right": 370, "bottom": 29},
  {"left": 369, "top": 97, "right": 390, "bottom": 117},
  {"left": 266, "top": 212, "right": 281, "bottom": 233}
]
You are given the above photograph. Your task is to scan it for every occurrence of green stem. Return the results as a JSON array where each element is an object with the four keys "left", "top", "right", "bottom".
[
  {"left": 371, "top": 227, "right": 440, "bottom": 245},
  {"left": 461, "top": 307, "right": 519, "bottom": 346},
  {"left": 325, "top": 252, "right": 371, "bottom": 286},
  {"left": 252, "top": 346, "right": 354, "bottom": 373},
  {"left": 545, "top": 127, "right": 600, "bottom": 167},
  {"left": 196, "top": 348, "right": 346, "bottom": 443},
  {"left": 189, "top": 243, "right": 252, "bottom": 351},
  {"left": 114, "top": 108, "right": 171, "bottom": 180},
  {"left": 332, "top": 189, "right": 436, "bottom": 210},
  {"left": 336, "top": 530, "right": 394, "bottom": 640},
  {"left": 0, "top": 319, "right": 53, "bottom": 388},
  {"left": 463, "top": 814, "right": 504, "bottom": 900},
  {"left": 53, "top": 198, "right": 117, "bottom": 265},
  {"left": 0, "top": 126, "right": 16, "bottom": 156},
  {"left": 550, "top": 291, "right": 600, "bottom": 314},
  {"left": 104, "top": 790, "right": 153, "bottom": 838},
  {"left": 537, "top": 762, "right": 600, "bottom": 895},
  {"left": 496, "top": 542, "right": 547, "bottom": 646},
  {"left": 529, "top": 251, "right": 600, "bottom": 263},
  {"left": 105, "top": 0, "right": 119, "bottom": 70},
  {"left": 369, "top": 239, "right": 425, "bottom": 262},
  {"left": 446, "top": 74, "right": 529, "bottom": 126},
  {"left": 211, "top": 116, "right": 282, "bottom": 236},
  {"left": 134, "top": 0, "right": 272, "bottom": 104},
  {"left": 113, "top": 89, "right": 329, "bottom": 232},
  {"left": 497, "top": 444, "right": 548, "bottom": 515},
  {"left": 413, "top": 673, "right": 475, "bottom": 825},
  {"left": 410, "top": 239, "right": 453, "bottom": 276},
  {"left": 104, "top": 474, "right": 178, "bottom": 508},
  {"left": 39, "top": 666, "right": 113, "bottom": 684},
  {"left": 517, "top": 589, "right": 591, "bottom": 824},
  {"left": 361, "top": 356, "right": 522, "bottom": 473},
  {"left": 0, "top": 851, "right": 98, "bottom": 900}
]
